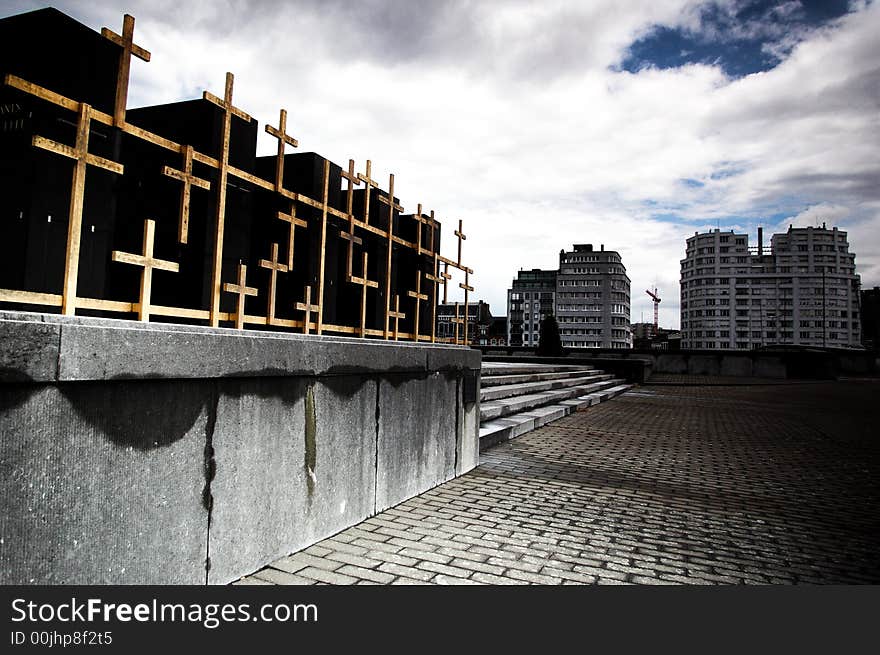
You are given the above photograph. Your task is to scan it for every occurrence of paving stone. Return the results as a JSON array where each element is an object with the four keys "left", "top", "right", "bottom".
[
  {"left": 295, "top": 567, "right": 358, "bottom": 585},
  {"left": 337, "top": 565, "right": 396, "bottom": 584}
]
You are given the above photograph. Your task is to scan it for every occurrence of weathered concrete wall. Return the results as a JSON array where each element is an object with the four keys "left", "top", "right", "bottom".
[{"left": 0, "top": 312, "right": 480, "bottom": 584}]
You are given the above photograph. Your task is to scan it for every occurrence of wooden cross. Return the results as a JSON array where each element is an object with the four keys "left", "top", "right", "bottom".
[
  {"left": 389, "top": 295, "right": 406, "bottom": 341},
  {"left": 357, "top": 159, "right": 380, "bottom": 225},
  {"left": 441, "top": 261, "right": 452, "bottom": 303},
  {"left": 340, "top": 159, "right": 363, "bottom": 277},
  {"left": 265, "top": 108, "right": 299, "bottom": 192},
  {"left": 259, "top": 242, "right": 288, "bottom": 325},
  {"left": 378, "top": 173, "right": 404, "bottom": 339},
  {"left": 204, "top": 72, "right": 253, "bottom": 327},
  {"left": 32, "top": 102, "right": 124, "bottom": 315},
  {"left": 276, "top": 203, "right": 307, "bottom": 270},
  {"left": 163, "top": 145, "right": 210, "bottom": 244},
  {"left": 413, "top": 203, "right": 427, "bottom": 255},
  {"left": 407, "top": 273, "right": 428, "bottom": 342},
  {"left": 453, "top": 302, "right": 466, "bottom": 345},
  {"left": 295, "top": 285, "right": 321, "bottom": 335},
  {"left": 455, "top": 219, "right": 467, "bottom": 267},
  {"left": 459, "top": 269, "right": 474, "bottom": 344},
  {"left": 223, "top": 263, "right": 258, "bottom": 330},
  {"left": 101, "top": 14, "right": 151, "bottom": 126},
  {"left": 349, "top": 252, "right": 379, "bottom": 338},
  {"left": 425, "top": 257, "right": 443, "bottom": 343},
  {"left": 315, "top": 160, "right": 331, "bottom": 335},
  {"left": 111, "top": 218, "right": 179, "bottom": 322}
]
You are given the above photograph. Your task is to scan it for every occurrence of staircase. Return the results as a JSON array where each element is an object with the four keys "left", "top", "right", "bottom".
[{"left": 479, "top": 361, "right": 633, "bottom": 450}]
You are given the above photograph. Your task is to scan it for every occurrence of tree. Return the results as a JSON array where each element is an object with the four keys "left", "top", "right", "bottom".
[{"left": 537, "top": 314, "right": 563, "bottom": 356}]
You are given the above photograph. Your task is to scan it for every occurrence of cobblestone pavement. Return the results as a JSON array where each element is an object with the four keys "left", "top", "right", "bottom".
[{"left": 236, "top": 381, "right": 880, "bottom": 585}]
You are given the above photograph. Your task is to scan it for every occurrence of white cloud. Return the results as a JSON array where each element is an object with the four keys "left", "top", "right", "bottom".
[{"left": 3, "top": 0, "right": 878, "bottom": 330}]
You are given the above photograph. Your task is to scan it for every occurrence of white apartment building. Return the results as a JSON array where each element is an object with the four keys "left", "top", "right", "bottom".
[{"left": 680, "top": 225, "right": 861, "bottom": 350}]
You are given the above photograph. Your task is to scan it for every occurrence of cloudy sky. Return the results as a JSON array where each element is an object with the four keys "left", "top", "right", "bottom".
[{"left": 4, "top": 0, "right": 878, "bottom": 328}]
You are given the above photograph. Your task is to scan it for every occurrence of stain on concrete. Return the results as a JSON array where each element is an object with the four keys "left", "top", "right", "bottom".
[{"left": 305, "top": 383, "right": 317, "bottom": 499}]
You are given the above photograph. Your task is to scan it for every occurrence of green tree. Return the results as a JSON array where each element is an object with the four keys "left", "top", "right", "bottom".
[{"left": 537, "top": 314, "right": 563, "bottom": 356}]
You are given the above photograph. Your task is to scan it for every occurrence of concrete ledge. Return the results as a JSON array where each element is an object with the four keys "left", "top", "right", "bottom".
[{"left": 0, "top": 312, "right": 480, "bottom": 584}]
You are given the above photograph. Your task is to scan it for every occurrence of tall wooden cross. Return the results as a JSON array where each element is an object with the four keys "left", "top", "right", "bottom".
[
  {"left": 389, "top": 295, "right": 406, "bottom": 341},
  {"left": 276, "top": 203, "right": 307, "bottom": 270},
  {"left": 223, "top": 263, "right": 258, "bottom": 330},
  {"left": 163, "top": 144, "right": 210, "bottom": 244},
  {"left": 101, "top": 14, "right": 151, "bottom": 126},
  {"left": 453, "top": 302, "right": 465, "bottom": 345},
  {"left": 441, "top": 261, "right": 452, "bottom": 303},
  {"left": 111, "top": 218, "right": 179, "bottom": 322},
  {"left": 378, "top": 173, "right": 404, "bottom": 338},
  {"left": 340, "top": 159, "right": 363, "bottom": 278},
  {"left": 349, "top": 252, "right": 378, "bottom": 338},
  {"left": 32, "top": 103, "right": 124, "bottom": 315},
  {"left": 407, "top": 273, "right": 428, "bottom": 342},
  {"left": 204, "top": 72, "right": 253, "bottom": 327},
  {"left": 314, "top": 160, "right": 331, "bottom": 335},
  {"left": 296, "top": 285, "right": 321, "bottom": 335},
  {"left": 425, "top": 260, "right": 443, "bottom": 343},
  {"left": 357, "top": 159, "right": 380, "bottom": 226},
  {"left": 265, "top": 108, "right": 298, "bottom": 192},
  {"left": 459, "top": 269, "right": 474, "bottom": 344},
  {"left": 455, "top": 219, "right": 467, "bottom": 267},
  {"left": 259, "top": 242, "right": 288, "bottom": 325}
]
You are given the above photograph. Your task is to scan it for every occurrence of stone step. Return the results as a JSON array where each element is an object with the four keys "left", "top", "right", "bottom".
[
  {"left": 481, "top": 368, "right": 597, "bottom": 387},
  {"left": 479, "top": 384, "right": 633, "bottom": 450},
  {"left": 480, "top": 372, "right": 613, "bottom": 402},
  {"left": 481, "top": 362, "right": 590, "bottom": 377},
  {"left": 480, "top": 378, "right": 624, "bottom": 423}
]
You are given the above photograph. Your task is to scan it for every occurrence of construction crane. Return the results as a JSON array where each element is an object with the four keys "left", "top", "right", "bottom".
[{"left": 645, "top": 287, "right": 661, "bottom": 336}]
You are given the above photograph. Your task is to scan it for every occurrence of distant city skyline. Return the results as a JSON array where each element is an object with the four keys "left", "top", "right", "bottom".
[{"left": 2, "top": 0, "right": 877, "bottom": 329}]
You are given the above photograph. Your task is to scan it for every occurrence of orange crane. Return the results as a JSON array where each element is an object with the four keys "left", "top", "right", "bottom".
[{"left": 645, "top": 287, "right": 661, "bottom": 336}]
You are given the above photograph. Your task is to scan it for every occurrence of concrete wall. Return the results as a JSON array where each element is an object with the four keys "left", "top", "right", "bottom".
[{"left": 0, "top": 311, "right": 480, "bottom": 584}]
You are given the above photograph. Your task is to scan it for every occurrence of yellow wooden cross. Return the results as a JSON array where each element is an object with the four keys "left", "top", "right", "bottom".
[
  {"left": 454, "top": 219, "right": 467, "bottom": 267},
  {"left": 259, "top": 242, "right": 288, "bottom": 325},
  {"left": 407, "top": 273, "right": 428, "bottom": 342},
  {"left": 388, "top": 295, "right": 406, "bottom": 341},
  {"left": 32, "top": 102, "right": 124, "bottom": 315},
  {"left": 349, "top": 252, "right": 379, "bottom": 338},
  {"left": 111, "top": 218, "right": 179, "bottom": 322},
  {"left": 425, "top": 257, "right": 443, "bottom": 343},
  {"left": 340, "top": 159, "right": 363, "bottom": 277},
  {"left": 378, "top": 173, "right": 404, "bottom": 338},
  {"left": 296, "top": 284, "right": 321, "bottom": 335},
  {"left": 162, "top": 145, "right": 210, "bottom": 244},
  {"left": 276, "top": 203, "right": 307, "bottom": 270},
  {"left": 356, "top": 159, "right": 380, "bottom": 225},
  {"left": 453, "top": 302, "right": 465, "bottom": 345},
  {"left": 223, "top": 263, "right": 258, "bottom": 330},
  {"left": 441, "top": 261, "right": 452, "bottom": 303},
  {"left": 204, "top": 72, "right": 253, "bottom": 327},
  {"left": 265, "top": 108, "right": 298, "bottom": 192},
  {"left": 101, "top": 14, "right": 151, "bottom": 126},
  {"left": 459, "top": 269, "right": 474, "bottom": 343}
]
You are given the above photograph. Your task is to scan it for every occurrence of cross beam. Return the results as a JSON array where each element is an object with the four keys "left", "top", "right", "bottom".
[
  {"left": 101, "top": 14, "right": 151, "bottom": 126},
  {"left": 459, "top": 269, "right": 474, "bottom": 343},
  {"left": 163, "top": 144, "right": 210, "bottom": 244},
  {"left": 32, "top": 102, "right": 124, "bottom": 315},
  {"left": 452, "top": 302, "right": 466, "bottom": 345},
  {"left": 425, "top": 257, "right": 443, "bottom": 343},
  {"left": 259, "top": 242, "right": 288, "bottom": 325},
  {"left": 455, "top": 219, "right": 467, "bottom": 267},
  {"left": 111, "top": 218, "right": 179, "bottom": 322},
  {"left": 276, "top": 203, "right": 307, "bottom": 270},
  {"left": 296, "top": 285, "right": 321, "bottom": 335},
  {"left": 265, "top": 108, "right": 298, "bottom": 192},
  {"left": 223, "top": 263, "right": 258, "bottom": 330}
]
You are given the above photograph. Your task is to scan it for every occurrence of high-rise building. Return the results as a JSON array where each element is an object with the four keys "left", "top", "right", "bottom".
[
  {"left": 680, "top": 225, "right": 862, "bottom": 350},
  {"left": 506, "top": 269, "right": 556, "bottom": 347},
  {"left": 556, "top": 244, "right": 631, "bottom": 349}
]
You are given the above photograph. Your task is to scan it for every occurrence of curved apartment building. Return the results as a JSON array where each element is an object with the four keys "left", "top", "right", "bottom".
[{"left": 680, "top": 226, "right": 861, "bottom": 349}]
